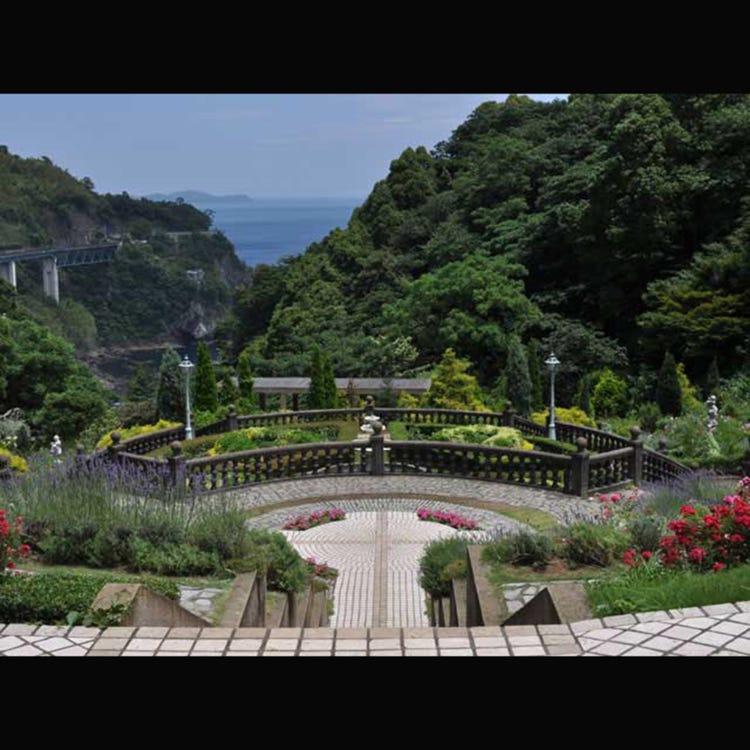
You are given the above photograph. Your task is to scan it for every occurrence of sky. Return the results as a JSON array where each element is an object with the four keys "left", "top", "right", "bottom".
[{"left": 0, "top": 94, "right": 566, "bottom": 199}]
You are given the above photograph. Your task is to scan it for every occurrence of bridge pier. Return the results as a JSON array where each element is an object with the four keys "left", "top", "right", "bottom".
[
  {"left": 0, "top": 260, "right": 16, "bottom": 289},
  {"left": 42, "top": 257, "right": 59, "bottom": 303}
]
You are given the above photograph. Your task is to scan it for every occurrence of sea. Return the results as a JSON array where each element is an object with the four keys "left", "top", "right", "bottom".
[{"left": 195, "top": 196, "right": 363, "bottom": 268}]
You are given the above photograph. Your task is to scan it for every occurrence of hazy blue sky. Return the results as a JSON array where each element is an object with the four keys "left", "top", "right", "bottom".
[{"left": 0, "top": 94, "right": 566, "bottom": 198}]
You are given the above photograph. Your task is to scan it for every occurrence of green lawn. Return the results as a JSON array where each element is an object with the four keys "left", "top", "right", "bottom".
[{"left": 587, "top": 563, "right": 750, "bottom": 617}]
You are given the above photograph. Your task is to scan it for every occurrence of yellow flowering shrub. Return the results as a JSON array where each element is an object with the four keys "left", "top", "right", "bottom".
[{"left": 96, "top": 420, "right": 181, "bottom": 449}]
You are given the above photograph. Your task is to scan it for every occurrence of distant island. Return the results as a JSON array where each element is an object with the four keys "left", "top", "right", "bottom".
[{"left": 144, "top": 190, "right": 253, "bottom": 204}]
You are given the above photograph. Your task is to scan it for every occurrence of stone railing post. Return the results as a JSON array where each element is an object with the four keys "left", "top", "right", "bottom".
[
  {"left": 227, "top": 405, "right": 238, "bottom": 433},
  {"left": 570, "top": 437, "right": 590, "bottom": 498},
  {"left": 168, "top": 440, "right": 185, "bottom": 489},
  {"left": 369, "top": 423, "right": 385, "bottom": 475},
  {"left": 107, "top": 431, "right": 123, "bottom": 464},
  {"left": 502, "top": 401, "right": 515, "bottom": 427},
  {"left": 629, "top": 426, "right": 643, "bottom": 486}
]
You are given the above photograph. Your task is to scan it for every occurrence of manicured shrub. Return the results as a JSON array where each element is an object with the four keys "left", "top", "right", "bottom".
[
  {"left": 38, "top": 523, "right": 99, "bottom": 564},
  {"left": 431, "top": 424, "right": 532, "bottom": 449},
  {"left": 628, "top": 516, "right": 664, "bottom": 553},
  {"left": 560, "top": 522, "right": 630, "bottom": 567},
  {"left": 209, "top": 426, "right": 336, "bottom": 455},
  {"left": 482, "top": 530, "right": 554, "bottom": 570},
  {"left": 591, "top": 368, "right": 629, "bottom": 418},
  {"left": 188, "top": 509, "right": 249, "bottom": 560},
  {"left": 232, "top": 529, "right": 308, "bottom": 593},
  {"left": 418, "top": 537, "right": 469, "bottom": 597},
  {"left": 129, "top": 539, "right": 224, "bottom": 577},
  {"left": 531, "top": 406, "right": 597, "bottom": 428},
  {"left": 528, "top": 436, "right": 579, "bottom": 455}
]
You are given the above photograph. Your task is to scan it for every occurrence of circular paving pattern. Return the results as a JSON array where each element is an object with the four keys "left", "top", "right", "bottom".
[{"left": 229, "top": 476, "right": 598, "bottom": 629}]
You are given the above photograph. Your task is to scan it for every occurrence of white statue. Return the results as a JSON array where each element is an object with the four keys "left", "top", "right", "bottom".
[
  {"left": 706, "top": 395, "right": 719, "bottom": 432},
  {"left": 50, "top": 434, "right": 63, "bottom": 461}
]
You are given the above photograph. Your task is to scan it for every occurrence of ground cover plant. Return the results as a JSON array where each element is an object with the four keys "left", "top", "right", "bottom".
[
  {"left": 283, "top": 508, "right": 346, "bottom": 531},
  {"left": 416, "top": 508, "right": 480, "bottom": 531}
]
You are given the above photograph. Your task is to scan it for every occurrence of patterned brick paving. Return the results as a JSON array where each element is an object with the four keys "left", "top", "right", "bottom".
[{"left": 3, "top": 605, "right": 750, "bottom": 656}]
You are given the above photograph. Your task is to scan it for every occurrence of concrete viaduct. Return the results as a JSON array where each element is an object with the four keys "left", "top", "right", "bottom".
[{"left": 0, "top": 242, "right": 121, "bottom": 303}]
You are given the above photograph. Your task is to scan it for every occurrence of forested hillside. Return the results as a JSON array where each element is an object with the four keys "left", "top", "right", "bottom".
[
  {"left": 0, "top": 147, "right": 248, "bottom": 348},
  {"left": 219, "top": 94, "right": 750, "bottom": 404}
]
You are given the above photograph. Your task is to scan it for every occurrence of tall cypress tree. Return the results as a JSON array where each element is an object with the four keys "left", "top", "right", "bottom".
[
  {"left": 527, "top": 339, "right": 544, "bottom": 411},
  {"left": 308, "top": 347, "right": 325, "bottom": 409},
  {"left": 218, "top": 365, "right": 239, "bottom": 406},
  {"left": 194, "top": 342, "right": 218, "bottom": 412},
  {"left": 237, "top": 348, "right": 255, "bottom": 410},
  {"left": 156, "top": 347, "right": 184, "bottom": 421},
  {"left": 322, "top": 353, "right": 338, "bottom": 408},
  {"left": 705, "top": 356, "right": 721, "bottom": 399},
  {"left": 656, "top": 352, "right": 682, "bottom": 416},
  {"left": 505, "top": 336, "right": 532, "bottom": 415},
  {"left": 128, "top": 362, "right": 155, "bottom": 401}
]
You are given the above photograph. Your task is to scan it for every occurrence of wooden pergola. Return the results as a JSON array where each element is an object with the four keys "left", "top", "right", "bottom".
[{"left": 250, "top": 377, "right": 432, "bottom": 410}]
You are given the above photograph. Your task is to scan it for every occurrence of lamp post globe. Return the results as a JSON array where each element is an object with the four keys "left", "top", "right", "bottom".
[
  {"left": 179, "top": 355, "right": 195, "bottom": 441},
  {"left": 545, "top": 352, "right": 560, "bottom": 440}
]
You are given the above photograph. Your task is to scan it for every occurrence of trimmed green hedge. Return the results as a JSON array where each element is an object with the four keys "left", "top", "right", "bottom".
[{"left": 0, "top": 572, "right": 179, "bottom": 624}]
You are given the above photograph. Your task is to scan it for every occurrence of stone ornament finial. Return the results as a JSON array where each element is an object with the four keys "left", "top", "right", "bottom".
[{"left": 706, "top": 394, "right": 719, "bottom": 432}]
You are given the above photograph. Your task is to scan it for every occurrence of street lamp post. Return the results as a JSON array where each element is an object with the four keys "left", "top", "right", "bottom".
[
  {"left": 179, "top": 355, "right": 195, "bottom": 441},
  {"left": 545, "top": 352, "right": 560, "bottom": 441}
]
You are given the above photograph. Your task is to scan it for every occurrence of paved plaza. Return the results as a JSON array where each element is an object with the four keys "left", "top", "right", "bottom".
[
  {"left": 3, "top": 476, "right": 749, "bottom": 656},
  {"left": 3, "top": 604, "right": 750, "bottom": 655},
  {"left": 282, "top": 510, "right": 495, "bottom": 628}
]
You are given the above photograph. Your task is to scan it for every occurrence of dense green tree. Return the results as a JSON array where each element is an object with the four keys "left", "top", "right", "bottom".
[
  {"left": 423, "top": 349, "right": 486, "bottom": 411},
  {"left": 211, "top": 94, "right": 750, "bottom": 391},
  {"left": 34, "top": 375, "right": 110, "bottom": 442},
  {"left": 705, "top": 356, "right": 721, "bottom": 399},
  {"left": 127, "top": 363, "right": 155, "bottom": 401},
  {"left": 155, "top": 348, "right": 184, "bottom": 422},
  {"left": 505, "top": 336, "right": 532, "bottom": 415},
  {"left": 576, "top": 374, "right": 593, "bottom": 417},
  {"left": 0, "top": 311, "right": 111, "bottom": 440},
  {"left": 386, "top": 253, "right": 540, "bottom": 383},
  {"left": 656, "top": 352, "right": 682, "bottom": 416},
  {"left": 237, "top": 348, "right": 255, "bottom": 411},
  {"left": 194, "top": 342, "right": 218, "bottom": 412},
  {"left": 527, "top": 339, "right": 544, "bottom": 411}
]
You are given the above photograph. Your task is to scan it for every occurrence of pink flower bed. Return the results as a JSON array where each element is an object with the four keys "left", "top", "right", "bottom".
[
  {"left": 416, "top": 508, "right": 479, "bottom": 530},
  {"left": 283, "top": 508, "right": 346, "bottom": 531}
]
